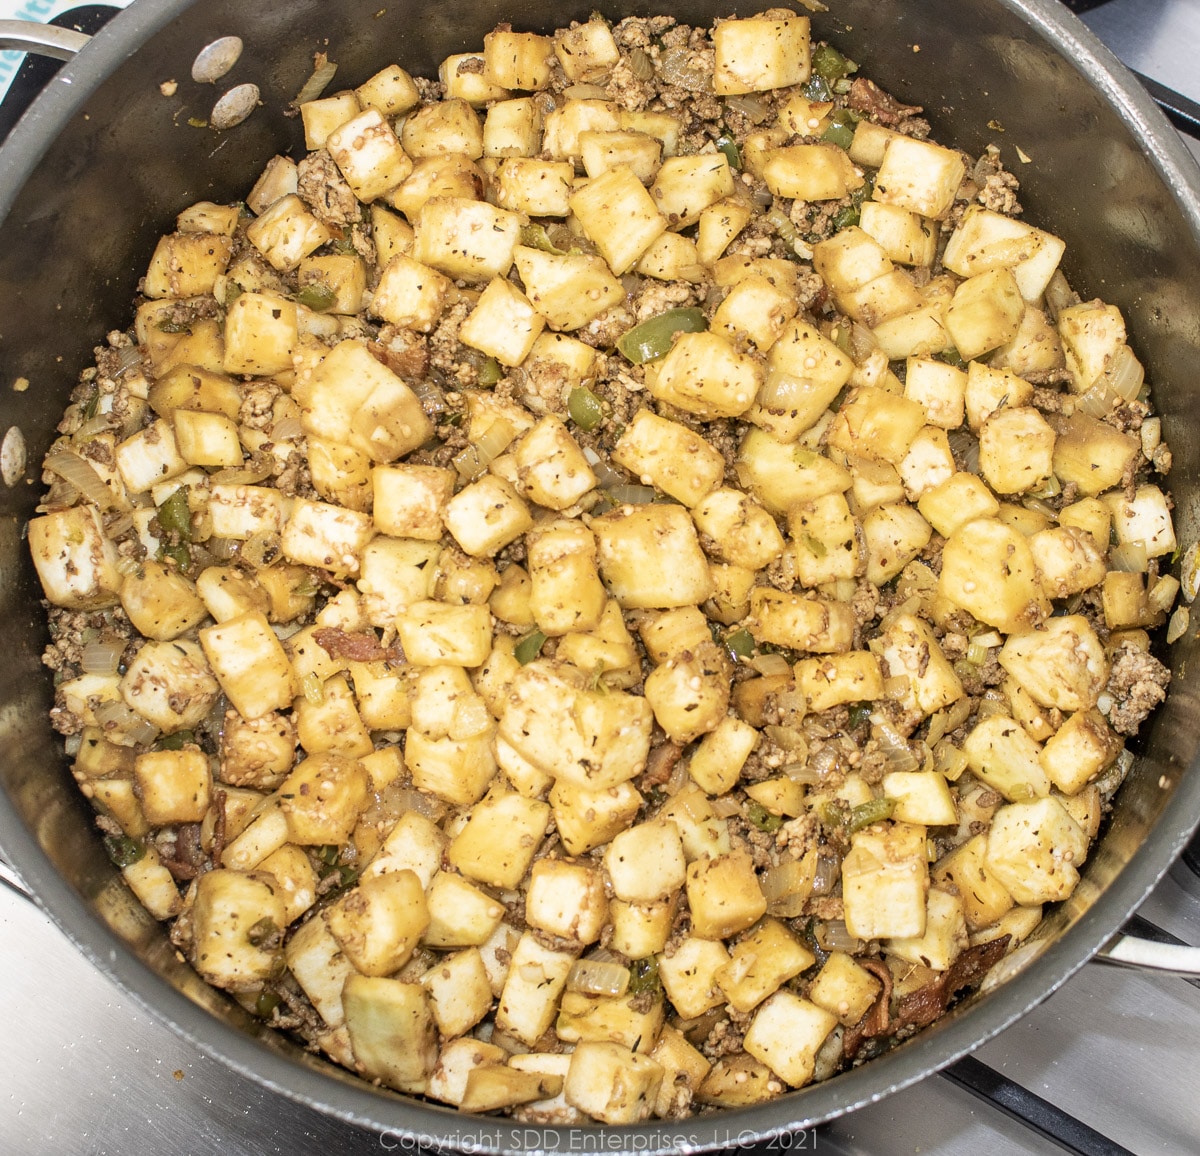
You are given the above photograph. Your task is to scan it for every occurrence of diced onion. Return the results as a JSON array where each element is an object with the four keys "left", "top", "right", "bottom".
[
  {"left": 412, "top": 378, "right": 448, "bottom": 416},
  {"left": 394, "top": 788, "right": 446, "bottom": 822},
  {"left": 1181, "top": 541, "right": 1200, "bottom": 603},
  {"left": 934, "top": 739, "right": 969, "bottom": 782},
  {"left": 1148, "top": 573, "right": 1180, "bottom": 615},
  {"left": 871, "top": 716, "right": 920, "bottom": 772},
  {"left": 300, "top": 671, "right": 325, "bottom": 705},
  {"left": 583, "top": 446, "right": 628, "bottom": 491},
  {"left": 628, "top": 47, "right": 654, "bottom": 81},
  {"left": 815, "top": 919, "right": 861, "bottom": 953},
  {"left": 762, "top": 851, "right": 817, "bottom": 917},
  {"left": 1077, "top": 345, "right": 1144, "bottom": 416},
  {"left": 811, "top": 851, "right": 841, "bottom": 896},
  {"left": 241, "top": 530, "right": 282, "bottom": 569},
  {"left": 709, "top": 794, "right": 742, "bottom": 818},
  {"left": 775, "top": 687, "right": 807, "bottom": 725},
  {"left": 848, "top": 322, "right": 879, "bottom": 362},
  {"left": 567, "top": 958, "right": 630, "bottom": 997},
  {"left": 725, "top": 93, "right": 773, "bottom": 123},
  {"left": 75, "top": 413, "right": 114, "bottom": 440},
  {"left": 606, "top": 485, "right": 657, "bottom": 505},
  {"left": 270, "top": 415, "right": 304, "bottom": 442},
  {"left": 1029, "top": 473, "right": 1063, "bottom": 500},
  {"left": 81, "top": 638, "right": 125, "bottom": 675},
  {"left": 747, "top": 652, "right": 791, "bottom": 677},
  {"left": 211, "top": 452, "right": 272, "bottom": 486},
  {"left": 764, "top": 725, "right": 807, "bottom": 751},
  {"left": 295, "top": 54, "right": 337, "bottom": 105},
  {"left": 1043, "top": 269, "right": 1074, "bottom": 321},
  {"left": 879, "top": 594, "right": 925, "bottom": 633},
  {"left": 658, "top": 45, "right": 712, "bottom": 92},
  {"left": 104, "top": 512, "right": 134, "bottom": 540},
  {"left": 205, "top": 536, "right": 237, "bottom": 561},
  {"left": 1022, "top": 497, "right": 1058, "bottom": 520},
  {"left": 1167, "top": 605, "right": 1189, "bottom": 644},
  {"left": 114, "top": 344, "right": 144, "bottom": 376},
  {"left": 781, "top": 760, "right": 824, "bottom": 786},
  {"left": 977, "top": 690, "right": 1008, "bottom": 720},
  {"left": 44, "top": 448, "right": 120, "bottom": 510},
  {"left": 1141, "top": 416, "right": 1162, "bottom": 457},
  {"left": 563, "top": 83, "right": 608, "bottom": 100},
  {"left": 757, "top": 370, "right": 807, "bottom": 410},
  {"left": 664, "top": 753, "right": 689, "bottom": 797},
  {"left": 1102, "top": 344, "right": 1145, "bottom": 401},
  {"left": 1109, "top": 540, "right": 1149, "bottom": 573},
  {"left": 93, "top": 700, "right": 159, "bottom": 746},
  {"left": 455, "top": 418, "right": 515, "bottom": 482}
]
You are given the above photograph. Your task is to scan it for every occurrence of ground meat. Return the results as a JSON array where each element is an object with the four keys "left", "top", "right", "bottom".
[
  {"left": 1104, "top": 399, "right": 1150, "bottom": 434},
  {"left": 513, "top": 359, "right": 571, "bottom": 416},
  {"left": 804, "top": 896, "right": 845, "bottom": 921},
  {"left": 605, "top": 55, "right": 656, "bottom": 111},
  {"left": 969, "top": 145, "right": 1022, "bottom": 215},
  {"left": 613, "top": 14, "right": 676, "bottom": 51},
  {"left": 631, "top": 279, "right": 699, "bottom": 321},
  {"left": 239, "top": 381, "right": 281, "bottom": 430},
  {"left": 1029, "top": 385, "right": 1066, "bottom": 414},
  {"left": 373, "top": 328, "right": 429, "bottom": 381},
  {"left": 427, "top": 298, "right": 475, "bottom": 383},
  {"left": 1104, "top": 644, "right": 1171, "bottom": 735},
  {"left": 412, "top": 75, "right": 444, "bottom": 102},
  {"left": 312, "top": 627, "right": 403, "bottom": 663},
  {"left": 701, "top": 1016, "right": 745, "bottom": 1060},
  {"left": 577, "top": 303, "right": 638, "bottom": 349},
  {"left": 296, "top": 150, "right": 361, "bottom": 228},
  {"left": 847, "top": 77, "right": 923, "bottom": 128},
  {"left": 272, "top": 446, "right": 315, "bottom": 498}
]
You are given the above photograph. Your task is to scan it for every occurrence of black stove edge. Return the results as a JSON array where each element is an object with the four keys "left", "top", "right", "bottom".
[
  {"left": 940, "top": 1055, "right": 1135, "bottom": 1156},
  {"left": 1132, "top": 69, "right": 1200, "bottom": 139}
]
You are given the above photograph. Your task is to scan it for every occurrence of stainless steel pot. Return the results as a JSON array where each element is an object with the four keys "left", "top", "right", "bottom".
[{"left": 0, "top": 0, "right": 1198, "bottom": 1149}]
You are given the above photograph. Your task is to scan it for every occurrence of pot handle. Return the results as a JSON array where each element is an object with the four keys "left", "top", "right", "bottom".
[
  {"left": 0, "top": 21, "right": 89, "bottom": 62},
  {"left": 1095, "top": 933, "right": 1200, "bottom": 978}
]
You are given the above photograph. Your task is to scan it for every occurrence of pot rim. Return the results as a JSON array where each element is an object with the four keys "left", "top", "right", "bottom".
[{"left": 1, "top": 0, "right": 1199, "bottom": 1150}]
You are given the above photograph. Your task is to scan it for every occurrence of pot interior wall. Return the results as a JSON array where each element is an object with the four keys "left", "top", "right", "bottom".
[{"left": 1, "top": 0, "right": 1199, "bottom": 1145}]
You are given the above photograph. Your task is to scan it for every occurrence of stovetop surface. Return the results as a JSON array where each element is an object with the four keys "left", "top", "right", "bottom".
[{"left": 2, "top": 2, "right": 1200, "bottom": 1154}]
